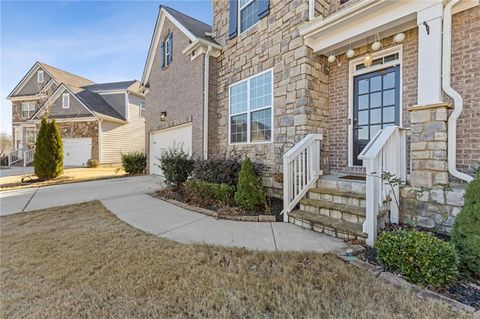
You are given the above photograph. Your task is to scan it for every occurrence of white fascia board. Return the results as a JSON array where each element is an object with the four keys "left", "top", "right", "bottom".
[
  {"left": 182, "top": 39, "right": 222, "bottom": 60},
  {"left": 29, "top": 117, "right": 97, "bottom": 123},
  {"left": 94, "top": 113, "right": 127, "bottom": 124},
  {"left": 9, "top": 95, "right": 46, "bottom": 101},
  {"left": 301, "top": 0, "right": 442, "bottom": 54}
]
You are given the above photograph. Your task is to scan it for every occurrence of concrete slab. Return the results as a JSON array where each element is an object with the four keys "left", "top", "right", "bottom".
[
  {"left": 0, "top": 188, "right": 37, "bottom": 216},
  {"left": 0, "top": 167, "right": 34, "bottom": 177},
  {"left": 102, "top": 193, "right": 165, "bottom": 215},
  {"left": 162, "top": 217, "right": 277, "bottom": 251},
  {"left": 271, "top": 222, "right": 346, "bottom": 253}
]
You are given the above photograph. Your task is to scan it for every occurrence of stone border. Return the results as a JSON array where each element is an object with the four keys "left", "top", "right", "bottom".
[
  {"left": 335, "top": 251, "right": 478, "bottom": 316},
  {"left": 152, "top": 194, "right": 277, "bottom": 222}
]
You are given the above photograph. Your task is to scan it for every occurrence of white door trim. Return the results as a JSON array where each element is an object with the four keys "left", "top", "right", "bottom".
[{"left": 347, "top": 45, "right": 403, "bottom": 167}]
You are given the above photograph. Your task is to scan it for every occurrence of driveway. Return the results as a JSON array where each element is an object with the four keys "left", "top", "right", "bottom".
[
  {"left": 0, "top": 166, "right": 34, "bottom": 177},
  {"left": 0, "top": 175, "right": 346, "bottom": 252}
]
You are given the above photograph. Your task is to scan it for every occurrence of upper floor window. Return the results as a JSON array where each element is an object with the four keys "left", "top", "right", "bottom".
[
  {"left": 139, "top": 100, "right": 145, "bottom": 116},
  {"left": 229, "top": 0, "right": 269, "bottom": 38},
  {"left": 37, "top": 70, "right": 44, "bottom": 83},
  {"left": 161, "top": 33, "right": 173, "bottom": 69},
  {"left": 21, "top": 102, "right": 36, "bottom": 119},
  {"left": 62, "top": 93, "right": 70, "bottom": 109},
  {"left": 229, "top": 69, "right": 273, "bottom": 144}
]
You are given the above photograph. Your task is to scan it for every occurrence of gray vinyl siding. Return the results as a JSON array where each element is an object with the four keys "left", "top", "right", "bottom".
[
  {"left": 99, "top": 93, "right": 126, "bottom": 118},
  {"left": 129, "top": 94, "right": 143, "bottom": 107},
  {"left": 101, "top": 103, "right": 145, "bottom": 163},
  {"left": 49, "top": 89, "right": 92, "bottom": 119},
  {"left": 16, "top": 67, "right": 52, "bottom": 96}
]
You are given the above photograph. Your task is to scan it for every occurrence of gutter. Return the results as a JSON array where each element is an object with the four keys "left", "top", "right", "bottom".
[
  {"left": 442, "top": 0, "right": 473, "bottom": 183},
  {"left": 203, "top": 45, "right": 212, "bottom": 160}
]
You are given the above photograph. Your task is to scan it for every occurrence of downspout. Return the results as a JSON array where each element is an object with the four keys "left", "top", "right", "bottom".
[
  {"left": 203, "top": 45, "right": 212, "bottom": 160},
  {"left": 442, "top": 0, "right": 473, "bottom": 182},
  {"left": 308, "top": 0, "right": 315, "bottom": 20}
]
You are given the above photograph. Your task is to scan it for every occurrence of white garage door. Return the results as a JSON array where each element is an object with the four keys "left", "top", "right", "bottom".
[
  {"left": 63, "top": 138, "right": 92, "bottom": 166},
  {"left": 149, "top": 124, "right": 192, "bottom": 175}
]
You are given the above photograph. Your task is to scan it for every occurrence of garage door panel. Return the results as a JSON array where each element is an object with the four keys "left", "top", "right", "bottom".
[
  {"left": 149, "top": 124, "right": 192, "bottom": 175},
  {"left": 63, "top": 138, "right": 92, "bottom": 166}
]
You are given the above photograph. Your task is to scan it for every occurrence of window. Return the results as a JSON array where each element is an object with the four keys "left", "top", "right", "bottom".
[
  {"left": 21, "top": 102, "right": 36, "bottom": 119},
  {"left": 161, "top": 33, "right": 173, "bottom": 69},
  {"left": 25, "top": 127, "right": 36, "bottom": 148},
  {"left": 229, "top": 70, "right": 273, "bottom": 144},
  {"left": 139, "top": 100, "right": 145, "bottom": 116},
  {"left": 37, "top": 70, "right": 44, "bottom": 83},
  {"left": 240, "top": 0, "right": 259, "bottom": 32},
  {"left": 62, "top": 93, "right": 70, "bottom": 109}
]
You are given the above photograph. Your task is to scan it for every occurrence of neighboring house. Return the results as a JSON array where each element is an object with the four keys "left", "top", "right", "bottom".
[
  {"left": 142, "top": 1, "right": 479, "bottom": 245},
  {"left": 7, "top": 62, "right": 145, "bottom": 166}
]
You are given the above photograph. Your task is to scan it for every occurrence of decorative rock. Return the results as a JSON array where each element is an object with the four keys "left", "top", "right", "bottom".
[{"left": 258, "top": 215, "right": 276, "bottom": 222}]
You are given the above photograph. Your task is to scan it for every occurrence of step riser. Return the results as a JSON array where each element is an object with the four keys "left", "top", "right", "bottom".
[
  {"left": 308, "top": 192, "right": 366, "bottom": 208},
  {"left": 300, "top": 203, "right": 366, "bottom": 224},
  {"left": 317, "top": 179, "right": 366, "bottom": 193},
  {"left": 288, "top": 216, "right": 366, "bottom": 240}
]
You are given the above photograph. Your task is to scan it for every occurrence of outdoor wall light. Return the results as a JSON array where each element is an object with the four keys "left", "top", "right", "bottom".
[
  {"left": 160, "top": 112, "right": 167, "bottom": 121},
  {"left": 393, "top": 32, "right": 405, "bottom": 43},
  {"left": 363, "top": 52, "right": 373, "bottom": 67},
  {"left": 327, "top": 54, "right": 336, "bottom": 63},
  {"left": 346, "top": 48, "right": 355, "bottom": 58},
  {"left": 371, "top": 41, "right": 382, "bottom": 51}
]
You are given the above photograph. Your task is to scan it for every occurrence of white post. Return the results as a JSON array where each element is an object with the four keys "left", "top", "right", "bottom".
[
  {"left": 283, "top": 156, "right": 289, "bottom": 222},
  {"left": 365, "top": 159, "right": 378, "bottom": 246},
  {"left": 416, "top": 3, "right": 444, "bottom": 105}
]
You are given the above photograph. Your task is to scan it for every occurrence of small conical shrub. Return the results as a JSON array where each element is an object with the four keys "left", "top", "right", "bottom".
[
  {"left": 34, "top": 118, "right": 63, "bottom": 180},
  {"left": 34, "top": 118, "right": 50, "bottom": 179},
  {"left": 234, "top": 158, "right": 267, "bottom": 212},
  {"left": 451, "top": 173, "right": 480, "bottom": 278},
  {"left": 49, "top": 119, "right": 63, "bottom": 177}
]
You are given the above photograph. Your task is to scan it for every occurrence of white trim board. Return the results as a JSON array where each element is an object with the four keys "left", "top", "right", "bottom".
[{"left": 347, "top": 45, "right": 403, "bottom": 168}]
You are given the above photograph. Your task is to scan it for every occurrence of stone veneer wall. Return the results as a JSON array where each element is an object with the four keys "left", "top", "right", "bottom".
[{"left": 211, "top": 0, "right": 330, "bottom": 197}]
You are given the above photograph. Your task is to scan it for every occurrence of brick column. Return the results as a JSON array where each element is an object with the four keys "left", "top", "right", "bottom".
[{"left": 408, "top": 103, "right": 451, "bottom": 187}]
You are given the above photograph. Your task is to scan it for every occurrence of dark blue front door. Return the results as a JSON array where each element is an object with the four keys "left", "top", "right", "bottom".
[{"left": 353, "top": 66, "right": 400, "bottom": 166}]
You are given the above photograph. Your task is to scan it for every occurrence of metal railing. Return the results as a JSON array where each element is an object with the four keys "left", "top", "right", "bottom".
[
  {"left": 282, "top": 134, "right": 323, "bottom": 221},
  {"left": 358, "top": 126, "right": 407, "bottom": 246}
]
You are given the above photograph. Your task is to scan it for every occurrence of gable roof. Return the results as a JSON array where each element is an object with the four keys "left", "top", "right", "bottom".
[
  {"left": 82, "top": 80, "right": 137, "bottom": 92},
  {"left": 141, "top": 5, "right": 220, "bottom": 86},
  {"left": 67, "top": 85, "right": 125, "bottom": 120}
]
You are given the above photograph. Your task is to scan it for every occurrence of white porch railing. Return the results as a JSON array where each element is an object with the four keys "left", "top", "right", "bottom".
[
  {"left": 282, "top": 134, "right": 323, "bottom": 221},
  {"left": 23, "top": 147, "right": 35, "bottom": 167},
  {"left": 6, "top": 148, "right": 24, "bottom": 167},
  {"left": 358, "top": 126, "right": 407, "bottom": 246}
]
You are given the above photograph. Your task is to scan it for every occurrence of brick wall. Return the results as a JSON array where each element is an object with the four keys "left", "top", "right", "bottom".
[
  {"left": 211, "top": 0, "right": 330, "bottom": 196},
  {"left": 145, "top": 17, "right": 205, "bottom": 160},
  {"left": 450, "top": 6, "right": 480, "bottom": 175}
]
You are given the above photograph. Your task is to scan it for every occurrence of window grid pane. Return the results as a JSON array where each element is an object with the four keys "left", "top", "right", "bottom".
[
  {"left": 230, "top": 82, "right": 248, "bottom": 114},
  {"left": 231, "top": 114, "right": 247, "bottom": 143},
  {"left": 240, "top": 0, "right": 258, "bottom": 32},
  {"left": 250, "top": 72, "right": 271, "bottom": 110},
  {"left": 251, "top": 109, "right": 271, "bottom": 142}
]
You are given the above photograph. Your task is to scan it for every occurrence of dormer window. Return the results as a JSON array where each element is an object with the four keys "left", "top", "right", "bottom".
[
  {"left": 37, "top": 70, "right": 44, "bottom": 83},
  {"left": 161, "top": 32, "right": 173, "bottom": 69},
  {"left": 62, "top": 93, "right": 70, "bottom": 109}
]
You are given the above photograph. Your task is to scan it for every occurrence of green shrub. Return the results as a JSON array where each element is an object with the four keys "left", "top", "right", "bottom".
[
  {"left": 193, "top": 153, "right": 263, "bottom": 187},
  {"left": 184, "top": 179, "right": 235, "bottom": 206},
  {"left": 121, "top": 152, "right": 146, "bottom": 175},
  {"left": 87, "top": 159, "right": 100, "bottom": 168},
  {"left": 234, "top": 158, "right": 267, "bottom": 212},
  {"left": 157, "top": 145, "right": 194, "bottom": 190},
  {"left": 451, "top": 172, "right": 480, "bottom": 278},
  {"left": 375, "top": 229, "right": 458, "bottom": 288},
  {"left": 34, "top": 118, "right": 63, "bottom": 180}
]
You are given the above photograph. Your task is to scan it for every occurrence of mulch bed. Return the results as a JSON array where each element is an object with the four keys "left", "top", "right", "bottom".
[{"left": 360, "top": 241, "right": 480, "bottom": 311}]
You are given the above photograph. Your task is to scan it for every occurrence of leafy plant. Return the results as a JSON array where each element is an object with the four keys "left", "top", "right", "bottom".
[
  {"left": 375, "top": 229, "right": 458, "bottom": 288},
  {"left": 121, "top": 152, "right": 146, "bottom": 175},
  {"left": 157, "top": 145, "right": 194, "bottom": 190},
  {"left": 451, "top": 172, "right": 480, "bottom": 278},
  {"left": 87, "top": 159, "right": 99, "bottom": 168},
  {"left": 34, "top": 118, "right": 63, "bottom": 180},
  {"left": 184, "top": 179, "right": 235, "bottom": 207},
  {"left": 193, "top": 153, "right": 263, "bottom": 187},
  {"left": 234, "top": 158, "right": 267, "bottom": 212}
]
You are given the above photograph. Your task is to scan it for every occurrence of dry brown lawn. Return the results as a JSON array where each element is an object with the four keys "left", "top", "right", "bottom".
[
  {"left": 0, "top": 167, "right": 127, "bottom": 190},
  {"left": 0, "top": 201, "right": 465, "bottom": 319}
]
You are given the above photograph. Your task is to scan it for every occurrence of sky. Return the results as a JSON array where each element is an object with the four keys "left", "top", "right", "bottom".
[{"left": 0, "top": 0, "right": 212, "bottom": 134}]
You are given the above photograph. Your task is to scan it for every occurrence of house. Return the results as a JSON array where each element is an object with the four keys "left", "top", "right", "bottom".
[
  {"left": 7, "top": 62, "right": 145, "bottom": 166},
  {"left": 141, "top": 0, "right": 479, "bottom": 245}
]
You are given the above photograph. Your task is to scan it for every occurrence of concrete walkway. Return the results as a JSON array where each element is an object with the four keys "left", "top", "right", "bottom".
[{"left": 0, "top": 175, "right": 346, "bottom": 252}]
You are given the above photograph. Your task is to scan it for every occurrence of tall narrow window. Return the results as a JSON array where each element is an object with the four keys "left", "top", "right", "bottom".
[
  {"left": 166, "top": 33, "right": 173, "bottom": 64},
  {"left": 62, "top": 93, "right": 70, "bottom": 109},
  {"left": 37, "top": 70, "right": 44, "bottom": 83},
  {"left": 229, "top": 70, "right": 273, "bottom": 144},
  {"left": 21, "top": 102, "right": 36, "bottom": 119}
]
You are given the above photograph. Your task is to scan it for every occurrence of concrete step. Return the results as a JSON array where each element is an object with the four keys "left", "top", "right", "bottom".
[
  {"left": 308, "top": 187, "right": 366, "bottom": 208},
  {"left": 289, "top": 209, "right": 367, "bottom": 240},
  {"left": 317, "top": 175, "right": 366, "bottom": 193},
  {"left": 300, "top": 198, "right": 366, "bottom": 224}
]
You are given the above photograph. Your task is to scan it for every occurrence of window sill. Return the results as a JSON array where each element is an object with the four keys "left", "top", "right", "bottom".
[{"left": 229, "top": 140, "right": 273, "bottom": 146}]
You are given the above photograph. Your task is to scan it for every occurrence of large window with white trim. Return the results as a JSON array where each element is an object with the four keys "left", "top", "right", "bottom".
[
  {"left": 239, "top": 0, "right": 259, "bottom": 32},
  {"left": 229, "top": 70, "right": 273, "bottom": 144},
  {"left": 21, "top": 102, "right": 36, "bottom": 119}
]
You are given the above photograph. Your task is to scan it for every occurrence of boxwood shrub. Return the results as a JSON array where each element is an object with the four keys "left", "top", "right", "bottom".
[
  {"left": 157, "top": 145, "right": 194, "bottom": 190},
  {"left": 121, "top": 152, "right": 146, "bottom": 175},
  {"left": 375, "top": 229, "right": 458, "bottom": 288},
  {"left": 234, "top": 158, "right": 267, "bottom": 212},
  {"left": 184, "top": 179, "right": 235, "bottom": 207}
]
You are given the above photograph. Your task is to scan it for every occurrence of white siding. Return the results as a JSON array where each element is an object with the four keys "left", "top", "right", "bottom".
[{"left": 101, "top": 102, "right": 145, "bottom": 164}]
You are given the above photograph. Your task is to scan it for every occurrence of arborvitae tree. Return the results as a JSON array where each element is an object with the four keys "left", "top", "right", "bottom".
[
  {"left": 234, "top": 158, "right": 267, "bottom": 212},
  {"left": 49, "top": 119, "right": 63, "bottom": 178},
  {"left": 34, "top": 118, "right": 63, "bottom": 179},
  {"left": 34, "top": 118, "right": 50, "bottom": 179}
]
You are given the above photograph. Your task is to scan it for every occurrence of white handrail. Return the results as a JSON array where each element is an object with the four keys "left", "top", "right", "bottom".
[
  {"left": 6, "top": 148, "right": 24, "bottom": 167},
  {"left": 358, "top": 126, "right": 407, "bottom": 246},
  {"left": 283, "top": 134, "right": 323, "bottom": 221},
  {"left": 23, "top": 148, "right": 35, "bottom": 167}
]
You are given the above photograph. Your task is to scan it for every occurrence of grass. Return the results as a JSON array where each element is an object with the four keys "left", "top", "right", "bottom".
[
  {"left": 0, "top": 167, "right": 127, "bottom": 191},
  {"left": 0, "top": 201, "right": 467, "bottom": 319}
]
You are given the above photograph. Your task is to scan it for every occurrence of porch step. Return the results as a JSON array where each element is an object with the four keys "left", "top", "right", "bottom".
[
  {"left": 289, "top": 210, "right": 366, "bottom": 240},
  {"left": 300, "top": 198, "right": 366, "bottom": 224},
  {"left": 309, "top": 186, "right": 366, "bottom": 200}
]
